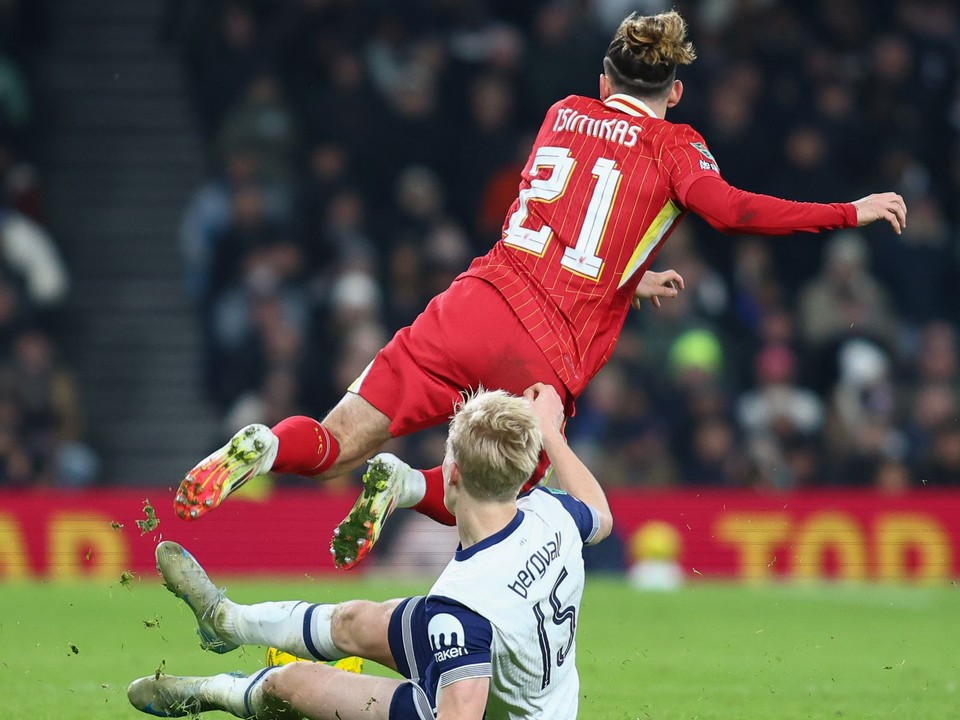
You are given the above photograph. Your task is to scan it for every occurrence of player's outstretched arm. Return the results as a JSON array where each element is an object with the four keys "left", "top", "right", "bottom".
[
  {"left": 852, "top": 192, "right": 907, "bottom": 234},
  {"left": 524, "top": 383, "right": 613, "bottom": 542},
  {"left": 682, "top": 174, "right": 907, "bottom": 236},
  {"left": 436, "top": 677, "right": 490, "bottom": 720},
  {"left": 632, "top": 269, "right": 685, "bottom": 310}
]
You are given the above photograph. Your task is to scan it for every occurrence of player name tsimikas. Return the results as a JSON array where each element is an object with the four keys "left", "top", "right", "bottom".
[
  {"left": 507, "top": 531, "right": 563, "bottom": 598},
  {"left": 553, "top": 108, "right": 641, "bottom": 147}
]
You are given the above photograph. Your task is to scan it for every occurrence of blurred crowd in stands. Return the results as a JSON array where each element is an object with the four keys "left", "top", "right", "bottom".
[
  {"left": 0, "top": 1, "right": 98, "bottom": 488},
  {"left": 0, "top": 0, "right": 953, "bottom": 495},
  {"left": 159, "top": 0, "right": 959, "bottom": 493}
]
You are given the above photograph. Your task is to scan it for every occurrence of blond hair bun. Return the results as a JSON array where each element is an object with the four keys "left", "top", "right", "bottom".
[{"left": 617, "top": 10, "right": 696, "bottom": 67}]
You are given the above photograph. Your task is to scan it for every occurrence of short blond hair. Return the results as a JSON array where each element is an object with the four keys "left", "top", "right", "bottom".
[{"left": 446, "top": 388, "right": 542, "bottom": 501}]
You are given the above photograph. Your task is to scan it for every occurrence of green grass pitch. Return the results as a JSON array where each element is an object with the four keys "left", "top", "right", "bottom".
[{"left": 1, "top": 575, "right": 957, "bottom": 719}]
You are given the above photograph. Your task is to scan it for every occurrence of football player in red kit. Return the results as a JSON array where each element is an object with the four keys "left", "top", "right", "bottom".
[{"left": 175, "top": 10, "right": 906, "bottom": 569}]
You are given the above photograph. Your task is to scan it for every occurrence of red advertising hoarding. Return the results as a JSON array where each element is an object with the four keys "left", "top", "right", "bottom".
[
  {"left": 0, "top": 488, "right": 956, "bottom": 581},
  {"left": 605, "top": 488, "right": 957, "bottom": 582}
]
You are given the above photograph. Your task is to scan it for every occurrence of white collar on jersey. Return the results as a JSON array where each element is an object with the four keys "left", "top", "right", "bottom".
[{"left": 603, "top": 93, "right": 659, "bottom": 119}]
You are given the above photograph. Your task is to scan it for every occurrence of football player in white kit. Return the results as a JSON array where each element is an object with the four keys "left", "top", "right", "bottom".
[{"left": 127, "top": 383, "right": 613, "bottom": 720}]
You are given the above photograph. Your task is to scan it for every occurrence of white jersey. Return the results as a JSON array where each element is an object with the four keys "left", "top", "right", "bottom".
[{"left": 424, "top": 487, "right": 599, "bottom": 719}]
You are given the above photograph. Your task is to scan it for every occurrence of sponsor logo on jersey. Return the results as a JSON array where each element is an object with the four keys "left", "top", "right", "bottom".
[
  {"left": 508, "top": 531, "right": 563, "bottom": 598},
  {"left": 699, "top": 159, "right": 719, "bottom": 172},
  {"left": 429, "top": 613, "right": 468, "bottom": 662}
]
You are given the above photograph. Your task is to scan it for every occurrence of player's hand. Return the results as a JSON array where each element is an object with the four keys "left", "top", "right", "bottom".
[
  {"left": 852, "top": 192, "right": 907, "bottom": 235},
  {"left": 632, "top": 269, "right": 685, "bottom": 310},
  {"left": 523, "top": 382, "right": 565, "bottom": 436}
]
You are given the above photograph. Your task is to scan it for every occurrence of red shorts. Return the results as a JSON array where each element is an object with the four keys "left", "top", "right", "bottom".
[{"left": 350, "top": 277, "right": 572, "bottom": 438}]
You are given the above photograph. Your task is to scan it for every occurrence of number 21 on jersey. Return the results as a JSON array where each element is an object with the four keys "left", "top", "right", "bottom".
[{"left": 503, "top": 146, "right": 622, "bottom": 280}]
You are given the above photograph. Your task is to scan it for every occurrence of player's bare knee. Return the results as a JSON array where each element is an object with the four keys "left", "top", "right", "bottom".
[
  {"left": 261, "top": 665, "right": 293, "bottom": 703},
  {"left": 331, "top": 600, "right": 370, "bottom": 653},
  {"left": 332, "top": 600, "right": 393, "bottom": 655},
  {"left": 263, "top": 663, "right": 332, "bottom": 705}
]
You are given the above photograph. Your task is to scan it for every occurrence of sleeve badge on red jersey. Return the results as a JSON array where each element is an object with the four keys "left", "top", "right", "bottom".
[
  {"left": 691, "top": 142, "right": 720, "bottom": 172},
  {"left": 690, "top": 142, "right": 716, "bottom": 161}
]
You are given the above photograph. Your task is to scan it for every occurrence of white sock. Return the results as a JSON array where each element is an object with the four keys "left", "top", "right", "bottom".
[
  {"left": 221, "top": 601, "right": 347, "bottom": 661},
  {"left": 398, "top": 468, "right": 426, "bottom": 508},
  {"left": 201, "top": 671, "right": 274, "bottom": 718}
]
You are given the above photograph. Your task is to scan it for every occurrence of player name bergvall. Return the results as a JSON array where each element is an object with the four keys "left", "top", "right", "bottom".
[
  {"left": 553, "top": 107, "right": 641, "bottom": 147},
  {"left": 507, "top": 530, "right": 563, "bottom": 598}
]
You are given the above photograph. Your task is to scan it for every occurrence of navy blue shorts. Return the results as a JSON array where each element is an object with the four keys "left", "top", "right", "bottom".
[{"left": 388, "top": 596, "right": 434, "bottom": 720}]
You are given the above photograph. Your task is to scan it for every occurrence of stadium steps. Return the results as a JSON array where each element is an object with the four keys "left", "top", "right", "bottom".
[{"left": 37, "top": 0, "right": 221, "bottom": 484}]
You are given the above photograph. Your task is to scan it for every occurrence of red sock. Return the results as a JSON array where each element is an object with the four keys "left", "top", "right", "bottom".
[
  {"left": 412, "top": 466, "right": 456, "bottom": 526},
  {"left": 270, "top": 416, "right": 341, "bottom": 476}
]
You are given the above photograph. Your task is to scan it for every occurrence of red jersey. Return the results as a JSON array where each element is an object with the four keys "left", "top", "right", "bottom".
[
  {"left": 462, "top": 93, "right": 718, "bottom": 396},
  {"left": 461, "top": 93, "right": 856, "bottom": 397}
]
